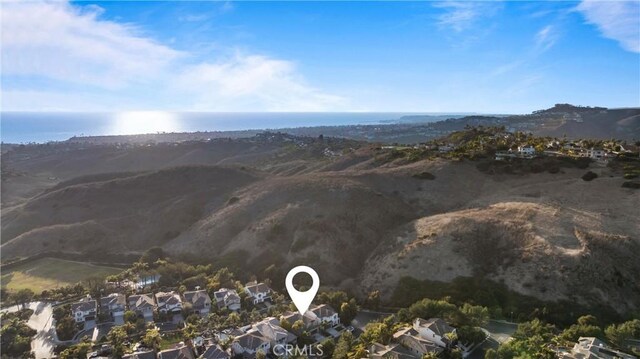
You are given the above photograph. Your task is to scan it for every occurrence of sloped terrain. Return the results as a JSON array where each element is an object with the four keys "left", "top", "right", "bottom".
[{"left": 1, "top": 138, "right": 639, "bottom": 313}]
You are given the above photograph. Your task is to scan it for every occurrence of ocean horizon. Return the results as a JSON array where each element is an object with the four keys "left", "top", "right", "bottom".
[{"left": 0, "top": 111, "right": 474, "bottom": 143}]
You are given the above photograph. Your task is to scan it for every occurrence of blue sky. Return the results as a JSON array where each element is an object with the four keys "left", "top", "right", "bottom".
[{"left": 2, "top": 0, "right": 639, "bottom": 113}]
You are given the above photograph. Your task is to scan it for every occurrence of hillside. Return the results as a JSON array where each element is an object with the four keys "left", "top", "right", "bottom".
[{"left": 1, "top": 132, "right": 639, "bottom": 316}]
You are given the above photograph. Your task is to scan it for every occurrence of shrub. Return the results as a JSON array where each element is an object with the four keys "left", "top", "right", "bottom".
[
  {"left": 412, "top": 171, "right": 436, "bottom": 180},
  {"left": 622, "top": 181, "right": 640, "bottom": 189},
  {"left": 581, "top": 171, "right": 598, "bottom": 181}
]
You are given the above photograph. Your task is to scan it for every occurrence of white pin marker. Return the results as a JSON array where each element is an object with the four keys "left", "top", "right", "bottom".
[{"left": 285, "top": 265, "right": 320, "bottom": 315}]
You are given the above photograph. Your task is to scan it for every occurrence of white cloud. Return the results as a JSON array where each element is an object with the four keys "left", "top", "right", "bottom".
[
  {"left": 176, "top": 54, "right": 348, "bottom": 111},
  {"left": 1, "top": 1, "right": 182, "bottom": 89},
  {"left": 1, "top": 0, "right": 346, "bottom": 111},
  {"left": 535, "top": 25, "right": 559, "bottom": 52},
  {"left": 433, "top": 1, "right": 500, "bottom": 32},
  {"left": 576, "top": 0, "right": 640, "bottom": 53}
]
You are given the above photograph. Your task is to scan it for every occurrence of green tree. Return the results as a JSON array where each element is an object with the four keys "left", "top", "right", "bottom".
[
  {"left": 484, "top": 348, "right": 498, "bottom": 359},
  {"left": 320, "top": 337, "right": 336, "bottom": 358},
  {"left": 56, "top": 316, "right": 78, "bottom": 341},
  {"left": 606, "top": 319, "right": 640, "bottom": 350},
  {"left": 13, "top": 289, "right": 35, "bottom": 309},
  {"left": 123, "top": 310, "right": 138, "bottom": 324},
  {"left": 141, "top": 328, "right": 161, "bottom": 351},
  {"left": 332, "top": 331, "right": 354, "bottom": 359},
  {"left": 339, "top": 299, "right": 358, "bottom": 325},
  {"left": 107, "top": 325, "right": 129, "bottom": 358},
  {"left": 59, "top": 339, "right": 92, "bottom": 359}
]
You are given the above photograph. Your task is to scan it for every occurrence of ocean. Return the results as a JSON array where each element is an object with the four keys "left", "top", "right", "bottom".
[{"left": 0, "top": 112, "right": 459, "bottom": 143}]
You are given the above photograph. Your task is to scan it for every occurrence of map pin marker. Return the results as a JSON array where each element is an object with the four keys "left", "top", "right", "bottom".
[{"left": 285, "top": 265, "right": 320, "bottom": 315}]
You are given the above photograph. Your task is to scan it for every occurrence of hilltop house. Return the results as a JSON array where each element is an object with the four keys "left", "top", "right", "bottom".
[
  {"left": 310, "top": 304, "right": 340, "bottom": 327},
  {"left": 244, "top": 281, "right": 272, "bottom": 304},
  {"left": 563, "top": 337, "right": 637, "bottom": 359},
  {"left": 213, "top": 288, "right": 241, "bottom": 311},
  {"left": 155, "top": 291, "right": 183, "bottom": 314},
  {"left": 100, "top": 293, "right": 126, "bottom": 323},
  {"left": 517, "top": 145, "right": 536, "bottom": 157},
  {"left": 183, "top": 290, "right": 212, "bottom": 316},
  {"left": 582, "top": 148, "right": 606, "bottom": 160},
  {"left": 413, "top": 318, "right": 456, "bottom": 348},
  {"left": 128, "top": 294, "right": 156, "bottom": 321},
  {"left": 71, "top": 296, "right": 97, "bottom": 324},
  {"left": 231, "top": 331, "right": 271, "bottom": 358}
]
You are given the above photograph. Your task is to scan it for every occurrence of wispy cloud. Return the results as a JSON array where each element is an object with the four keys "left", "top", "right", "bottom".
[
  {"left": 1, "top": 0, "right": 347, "bottom": 111},
  {"left": 535, "top": 24, "right": 560, "bottom": 52},
  {"left": 176, "top": 54, "right": 347, "bottom": 111},
  {"left": 433, "top": 1, "right": 501, "bottom": 33},
  {"left": 576, "top": 0, "right": 640, "bottom": 53}
]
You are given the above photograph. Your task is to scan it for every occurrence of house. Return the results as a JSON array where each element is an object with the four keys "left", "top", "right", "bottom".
[
  {"left": 155, "top": 291, "right": 183, "bottom": 313},
  {"left": 310, "top": 304, "right": 340, "bottom": 327},
  {"left": 413, "top": 318, "right": 456, "bottom": 348},
  {"left": 231, "top": 332, "right": 271, "bottom": 358},
  {"left": 583, "top": 148, "right": 606, "bottom": 160},
  {"left": 158, "top": 344, "right": 195, "bottom": 359},
  {"left": 438, "top": 144, "right": 455, "bottom": 153},
  {"left": 71, "top": 296, "right": 97, "bottom": 323},
  {"left": 369, "top": 343, "right": 420, "bottom": 359},
  {"left": 122, "top": 350, "right": 157, "bottom": 359},
  {"left": 244, "top": 282, "right": 272, "bottom": 304},
  {"left": 563, "top": 337, "right": 637, "bottom": 359},
  {"left": 183, "top": 290, "right": 212, "bottom": 316},
  {"left": 280, "top": 310, "right": 321, "bottom": 332},
  {"left": 393, "top": 327, "right": 444, "bottom": 357},
  {"left": 517, "top": 145, "right": 536, "bottom": 157},
  {"left": 200, "top": 344, "right": 230, "bottom": 359},
  {"left": 251, "top": 317, "right": 296, "bottom": 348},
  {"left": 213, "top": 288, "right": 241, "bottom": 311},
  {"left": 100, "top": 293, "right": 126, "bottom": 322},
  {"left": 128, "top": 294, "right": 156, "bottom": 321}
]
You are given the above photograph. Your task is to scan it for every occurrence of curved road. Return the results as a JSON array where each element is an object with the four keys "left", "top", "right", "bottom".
[{"left": 2, "top": 302, "right": 58, "bottom": 359}]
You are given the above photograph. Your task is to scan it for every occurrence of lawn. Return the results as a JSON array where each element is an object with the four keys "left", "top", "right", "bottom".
[{"left": 1, "top": 257, "right": 121, "bottom": 293}]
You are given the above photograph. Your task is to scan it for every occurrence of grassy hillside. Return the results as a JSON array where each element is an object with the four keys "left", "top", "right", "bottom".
[{"left": 1, "top": 257, "right": 120, "bottom": 292}]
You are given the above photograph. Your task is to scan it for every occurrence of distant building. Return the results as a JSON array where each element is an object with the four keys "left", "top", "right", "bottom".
[
  {"left": 517, "top": 145, "right": 536, "bottom": 157},
  {"left": 393, "top": 327, "right": 443, "bottom": 357},
  {"left": 563, "top": 337, "right": 637, "bottom": 359},
  {"left": 231, "top": 332, "right": 271, "bottom": 358}
]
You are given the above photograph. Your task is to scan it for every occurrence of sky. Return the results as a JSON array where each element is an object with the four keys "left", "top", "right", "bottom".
[{"left": 1, "top": 0, "right": 639, "bottom": 113}]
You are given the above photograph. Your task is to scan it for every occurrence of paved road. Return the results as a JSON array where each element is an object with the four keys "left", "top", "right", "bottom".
[{"left": 27, "top": 302, "right": 58, "bottom": 359}]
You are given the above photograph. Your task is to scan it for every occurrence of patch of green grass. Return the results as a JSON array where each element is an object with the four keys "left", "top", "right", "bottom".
[{"left": 1, "top": 257, "right": 121, "bottom": 293}]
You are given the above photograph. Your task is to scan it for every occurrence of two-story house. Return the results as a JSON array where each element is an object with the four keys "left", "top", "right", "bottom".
[
  {"left": 128, "top": 294, "right": 156, "bottom": 321},
  {"left": 213, "top": 288, "right": 241, "bottom": 311},
  {"left": 100, "top": 293, "right": 126, "bottom": 323},
  {"left": 310, "top": 304, "right": 340, "bottom": 327},
  {"left": 155, "top": 291, "right": 183, "bottom": 314},
  {"left": 412, "top": 318, "right": 455, "bottom": 348},
  {"left": 244, "top": 281, "right": 271, "bottom": 304},
  {"left": 183, "top": 290, "right": 212, "bottom": 316},
  {"left": 231, "top": 332, "right": 271, "bottom": 358},
  {"left": 71, "top": 296, "right": 97, "bottom": 324}
]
